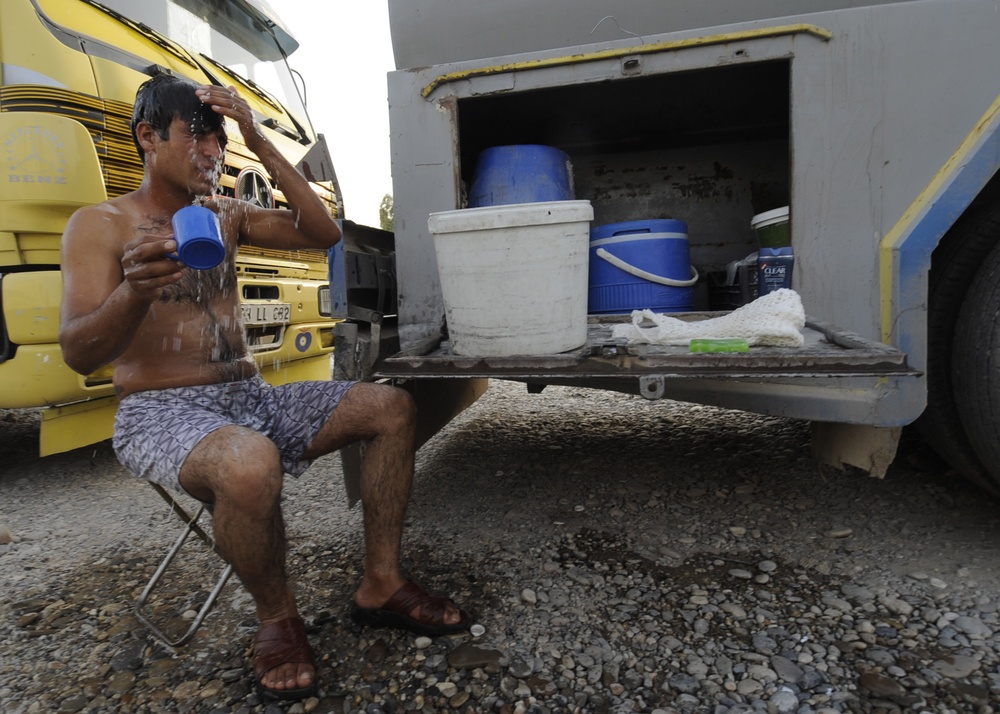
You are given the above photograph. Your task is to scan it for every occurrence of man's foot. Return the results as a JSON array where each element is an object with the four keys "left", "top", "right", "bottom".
[
  {"left": 351, "top": 580, "right": 472, "bottom": 636},
  {"left": 252, "top": 616, "right": 317, "bottom": 700}
]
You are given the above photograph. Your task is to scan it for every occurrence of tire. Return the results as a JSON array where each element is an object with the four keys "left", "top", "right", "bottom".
[
  {"left": 952, "top": 235, "right": 1000, "bottom": 492},
  {"left": 916, "top": 190, "right": 1000, "bottom": 496}
]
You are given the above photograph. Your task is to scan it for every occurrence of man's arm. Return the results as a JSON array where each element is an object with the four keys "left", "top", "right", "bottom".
[
  {"left": 197, "top": 85, "right": 342, "bottom": 251},
  {"left": 58, "top": 205, "right": 184, "bottom": 376}
]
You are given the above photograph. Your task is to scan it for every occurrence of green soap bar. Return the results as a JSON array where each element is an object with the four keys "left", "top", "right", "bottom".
[{"left": 689, "top": 338, "right": 750, "bottom": 353}]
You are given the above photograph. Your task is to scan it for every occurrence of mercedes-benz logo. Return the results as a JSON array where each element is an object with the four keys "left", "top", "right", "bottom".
[{"left": 235, "top": 167, "right": 274, "bottom": 208}]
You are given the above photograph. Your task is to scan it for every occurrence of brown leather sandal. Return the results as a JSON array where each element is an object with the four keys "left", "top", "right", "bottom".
[
  {"left": 252, "top": 616, "right": 317, "bottom": 700},
  {"left": 350, "top": 580, "right": 472, "bottom": 636}
]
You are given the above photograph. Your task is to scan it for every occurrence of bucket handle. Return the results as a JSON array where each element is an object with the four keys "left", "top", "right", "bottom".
[{"left": 595, "top": 247, "right": 699, "bottom": 287}]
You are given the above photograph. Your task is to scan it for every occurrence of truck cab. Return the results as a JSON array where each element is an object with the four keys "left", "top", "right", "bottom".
[{"left": 0, "top": 0, "right": 341, "bottom": 455}]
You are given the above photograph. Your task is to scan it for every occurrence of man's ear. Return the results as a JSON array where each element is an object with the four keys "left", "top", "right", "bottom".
[{"left": 135, "top": 121, "right": 159, "bottom": 156}]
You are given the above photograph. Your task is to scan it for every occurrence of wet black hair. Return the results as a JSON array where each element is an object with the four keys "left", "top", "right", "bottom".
[{"left": 130, "top": 74, "right": 226, "bottom": 162}]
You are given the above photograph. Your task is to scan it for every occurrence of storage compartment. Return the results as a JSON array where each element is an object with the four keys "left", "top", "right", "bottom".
[
  {"left": 377, "top": 53, "right": 917, "bottom": 396},
  {"left": 457, "top": 60, "right": 791, "bottom": 309}
]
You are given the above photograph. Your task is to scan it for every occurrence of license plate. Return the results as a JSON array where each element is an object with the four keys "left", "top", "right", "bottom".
[{"left": 242, "top": 302, "right": 291, "bottom": 325}]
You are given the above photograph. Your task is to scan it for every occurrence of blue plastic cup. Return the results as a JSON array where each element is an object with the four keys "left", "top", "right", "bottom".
[{"left": 170, "top": 205, "right": 224, "bottom": 270}]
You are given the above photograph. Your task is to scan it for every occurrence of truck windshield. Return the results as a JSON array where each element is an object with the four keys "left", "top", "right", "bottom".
[{"left": 97, "top": 0, "right": 311, "bottom": 134}]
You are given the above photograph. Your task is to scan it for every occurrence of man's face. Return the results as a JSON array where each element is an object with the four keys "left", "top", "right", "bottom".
[{"left": 153, "top": 117, "right": 227, "bottom": 196}]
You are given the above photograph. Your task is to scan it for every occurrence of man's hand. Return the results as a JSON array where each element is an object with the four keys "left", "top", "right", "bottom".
[
  {"left": 193, "top": 84, "right": 341, "bottom": 252},
  {"left": 122, "top": 233, "right": 186, "bottom": 302},
  {"left": 196, "top": 84, "right": 264, "bottom": 150}
]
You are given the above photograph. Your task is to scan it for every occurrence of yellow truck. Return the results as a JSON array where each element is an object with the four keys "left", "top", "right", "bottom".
[{"left": 1, "top": 0, "right": 341, "bottom": 455}]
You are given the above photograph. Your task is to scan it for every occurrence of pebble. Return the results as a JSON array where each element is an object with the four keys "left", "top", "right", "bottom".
[
  {"left": 931, "top": 654, "right": 980, "bottom": 678},
  {"left": 768, "top": 687, "right": 799, "bottom": 713},
  {"left": 447, "top": 642, "right": 503, "bottom": 670},
  {"left": 2, "top": 382, "right": 999, "bottom": 713},
  {"left": 860, "top": 671, "right": 907, "bottom": 698},
  {"left": 825, "top": 528, "right": 853, "bottom": 538},
  {"left": 953, "top": 615, "right": 993, "bottom": 637}
]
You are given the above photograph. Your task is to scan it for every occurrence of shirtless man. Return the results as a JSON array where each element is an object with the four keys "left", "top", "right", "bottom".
[{"left": 58, "top": 74, "right": 469, "bottom": 701}]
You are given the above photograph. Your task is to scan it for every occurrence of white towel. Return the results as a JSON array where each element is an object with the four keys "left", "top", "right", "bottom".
[{"left": 611, "top": 288, "right": 806, "bottom": 348}]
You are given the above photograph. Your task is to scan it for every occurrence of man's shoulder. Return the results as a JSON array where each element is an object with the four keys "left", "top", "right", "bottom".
[
  {"left": 65, "top": 194, "right": 140, "bottom": 244},
  {"left": 72, "top": 193, "right": 137, "bottom": 220}
]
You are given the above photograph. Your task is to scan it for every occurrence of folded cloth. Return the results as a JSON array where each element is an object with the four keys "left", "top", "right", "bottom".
[{"left": 611, "top": 288, "right": 806, "bottom": 348}]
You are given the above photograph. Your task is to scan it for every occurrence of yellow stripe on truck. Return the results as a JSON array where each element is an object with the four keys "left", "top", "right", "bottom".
[{"left": 879, "top": 93, "right": 1000, "bottom": 345}]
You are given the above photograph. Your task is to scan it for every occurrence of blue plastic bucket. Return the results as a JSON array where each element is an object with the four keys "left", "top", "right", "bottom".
[
  {"left": 588, "top": 219, "right": 698, "bottom": 314},
  {"left": 468, "top": 145, "right": 573, "bottom": 207}
]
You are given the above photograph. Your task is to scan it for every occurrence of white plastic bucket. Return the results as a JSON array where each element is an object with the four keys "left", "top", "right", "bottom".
[{"left": 428, "top": 200, "right": 593, "bottom": 356}]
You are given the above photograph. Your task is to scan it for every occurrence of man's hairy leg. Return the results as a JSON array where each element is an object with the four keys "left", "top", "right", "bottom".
[
  {"left": 181, "top": 426, "right": 313, "bottom": 693},
  {"left": 305, "top": 383, "right": 462, "bottom": 625},
  {"left": 355, "top": 387, "right": 416, "bottom": 596}
]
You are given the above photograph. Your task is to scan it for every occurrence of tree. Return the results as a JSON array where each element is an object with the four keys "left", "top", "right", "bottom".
[{"left": 379, "top": 193, "right": 394, "bottom": 232}]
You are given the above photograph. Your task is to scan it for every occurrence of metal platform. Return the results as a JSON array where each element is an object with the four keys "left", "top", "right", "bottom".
[{"left": 376, "top": 315, "right": 917, "bottom": 382}]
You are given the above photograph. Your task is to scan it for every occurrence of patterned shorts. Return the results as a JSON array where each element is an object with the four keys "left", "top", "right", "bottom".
[{"left": 113, "top": 375, "right": 356, "bottom": 494}]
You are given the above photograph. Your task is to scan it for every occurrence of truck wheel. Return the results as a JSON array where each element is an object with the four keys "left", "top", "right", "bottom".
[
  {"left": 917, "top": 191, "right": 1000, "bottom": 496},
  {"left": 952, "top": 235, "right": 1000, "bottom": 493}
]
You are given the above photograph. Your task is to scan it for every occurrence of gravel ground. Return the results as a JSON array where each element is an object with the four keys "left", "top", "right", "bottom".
[{"left": 2, "top": 380, "right": 1000, "bottom": 714}]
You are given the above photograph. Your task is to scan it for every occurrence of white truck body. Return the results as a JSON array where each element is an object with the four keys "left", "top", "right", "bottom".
[{"left": 334, "top": 0, "right": 1000, "bottom": 493}]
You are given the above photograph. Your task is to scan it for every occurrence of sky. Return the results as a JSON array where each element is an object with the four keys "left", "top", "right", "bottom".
[{"left": 271, "top": 2, "right": 396, "bottom": 228}]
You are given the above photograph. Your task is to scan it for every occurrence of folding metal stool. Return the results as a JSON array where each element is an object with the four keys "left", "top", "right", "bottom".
[{"left": 135, "top": 483, "right": 234, "bottom": 647}]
